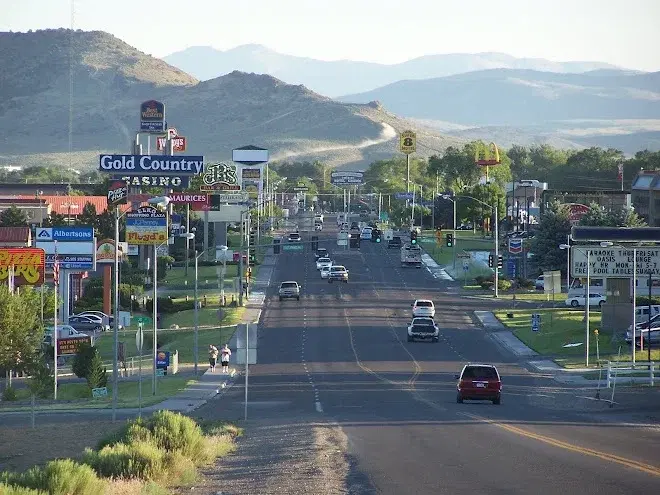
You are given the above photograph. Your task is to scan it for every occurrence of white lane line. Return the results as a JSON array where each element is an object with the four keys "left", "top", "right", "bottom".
[{"left": 315, "top": 400, "right": 324, "bottom": 413}]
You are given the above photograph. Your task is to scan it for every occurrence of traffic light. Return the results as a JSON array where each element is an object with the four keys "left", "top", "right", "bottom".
[
  {"left": 446, "top": 233, "right": 453, "bottom": 247},
  {"left": 410, "top": 230, "right": 417, "bottom": 245},
  {"left": 249, "top": 231, "right": 256, "bottom": 247},
  {"left": 311, "top": 235, "right": 318, "bottom": 251},
  {"left": 497, "top": 255, "right": 503, "bottom": 269},
  {"left": 488, "top": 254, "right": 494, "bottom": 268}
]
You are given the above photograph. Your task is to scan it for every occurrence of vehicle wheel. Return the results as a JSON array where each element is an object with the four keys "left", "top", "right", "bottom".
[
  {"left": 492, "top": 397, "right": 501, "bottom": 405},
  {"left": 598, "top": 300, "right": 603, "bottom": 308},
  {"left": 344, "top": 280, "right": 348, "bottom": 283},
  {"left": 570, "top": 300, "right": 579, "bottom": 308},
  {"left": 279, "top": 296, "right": 283, "bottom": 301},
  {"left": 329, "top": 279, "right": 333, "bottom": 283},
  {"left": 433, "top": 337, "right": 439, "bottom": 342},
  {"left": 456, "top": 394, "right": 463, "bottom": 404},
  {"left": 297, "top": 296, "right": 300, "bottom": 301}
]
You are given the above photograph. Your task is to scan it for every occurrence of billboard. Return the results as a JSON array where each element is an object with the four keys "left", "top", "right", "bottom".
[
  {"left": 140, "top": 100, "right": 165, "bottom": 133},
  {"left": 107, "top": 180, "right": 128, "bottom": 207},
  {"left": 241, "top": 168, "right": 261, "bottom": 179},
  {"left": 126, "top": 206, "right": 168, "bottom": 245},
  {"left": 58, "top": 336, "right": 92, "bottom": 355},
  {"left": 167, "top": 193, "right": 209, "bottom": 209},
  {"left": 0, "top": 248, "right": 46, "bottom": 286},
  {"left": 331, "top": 171, "right": 364, "bottom": 186},
  {"left": 99, "top": 155, "right": 204, "bottom": 176},
  {"left": 156, "top": 136, "right": 187, "bottom": 152},
  {"left": 96, "top": 239, "right": 117, "bottom": 264},
  {"left": 570, "top": 246, "right": 660, "bottom": 278},
  {"left": 201, "top": 162, "right": 241, "bottom": 191},
  {"left": 112, "top": 175, "right": 191, "bottom": 188},
  {"left": 399, "top": 131, "right": 416, "bottom": 154}
]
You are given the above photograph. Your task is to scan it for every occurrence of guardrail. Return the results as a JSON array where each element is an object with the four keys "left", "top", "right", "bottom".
[{"left": 606, "top": 361, "right": 659, "bottom": 387}]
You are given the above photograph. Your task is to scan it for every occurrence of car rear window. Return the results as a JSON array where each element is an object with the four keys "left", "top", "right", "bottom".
[
  {"left": 462, "top": 366, "right": 499, "bottom": 380},
  {"left": 281, "top": 282, "right": 298, "bottom": 288},
  {"left": 331, "top": 266, "right": 345, "bottom": 272},
  {"left": 416, "top": 301, "right": 433, "bottom": 307}
]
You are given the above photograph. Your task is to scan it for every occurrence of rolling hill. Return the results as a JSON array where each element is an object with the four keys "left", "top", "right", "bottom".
[
  {"left": 0, "top": 30, "right": 461, "bottom": 171},
  {"left": 162, "top": 45, "right": 622, "bottom": 98}
]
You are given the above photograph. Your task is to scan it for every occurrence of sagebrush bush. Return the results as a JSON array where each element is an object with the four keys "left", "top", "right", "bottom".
[
  {"left": 1, "top": 459, "right": 105, "bottom": 495},
  {"left": 163, "top": 452, "right": 198, "bottom": 486},
  {"left": 82, "top": 441, "right": 165, "bottom": 480},
  {"left": 0, "top": 483, "right": 44, "bottom": 495},
  {"left": 1, "top": 386, "right": 17, "bottom": 402}
]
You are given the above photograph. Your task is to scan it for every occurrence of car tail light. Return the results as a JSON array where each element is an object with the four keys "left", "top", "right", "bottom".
[
  {"left": 489, "top": 381, "right": 502, "bottom": 390},
  {"left": 458, "top": 380, "right": 466, "bottom": 388}
]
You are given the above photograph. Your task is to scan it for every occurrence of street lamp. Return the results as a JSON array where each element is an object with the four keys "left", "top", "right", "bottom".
[
  {"left": 561, "top": 243, "right": 592, "bottom": 367},
  {"left": 441, "top": 194, "right": 457, "bottom": 270},
  {"left": 145, "top": 196, "right": 171, "bottom": 396},
  {"left": 217, "top": 245, "right": 228, "bottom": 309}
]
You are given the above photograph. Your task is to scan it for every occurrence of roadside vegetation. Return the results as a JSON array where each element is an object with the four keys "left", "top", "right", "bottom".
[{"left": 0, "top": 411, "right": 241, "bottom": 495}]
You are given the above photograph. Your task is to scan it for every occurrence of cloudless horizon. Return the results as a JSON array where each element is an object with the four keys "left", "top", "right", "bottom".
[{"left": 2, "top": 0, "right": 659, "bottom": 71}]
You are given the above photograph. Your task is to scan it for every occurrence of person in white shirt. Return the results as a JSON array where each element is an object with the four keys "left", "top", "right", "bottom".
[{"left": 220, "top": 344, "right": 232, "bottom": 374}]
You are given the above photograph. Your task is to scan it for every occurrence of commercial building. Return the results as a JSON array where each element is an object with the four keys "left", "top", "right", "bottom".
[{"left": 631, "top": 170, "right": 660, "bottom": 226}]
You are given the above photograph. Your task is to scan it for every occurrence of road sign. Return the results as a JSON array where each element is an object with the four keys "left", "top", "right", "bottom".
[
  {"left": 399, "top": 130, "right": 417, "bottom": 154},
  {"left": 330, "top": 171, "right": 364, "bottom": 186},
  {"left": 133, "top": 315, "right": 152, "bottom": 325},
  {"left": 420, "top": 238, "right": 435, "bottom": 243},
  {"left": 337, "top": 232, "right": 348, "bottom": 240},
  {"left": 337, "top": 239, "right": 348, "bottom": 246},
  {"left": 570, "top": 246, "right": 660, "bottom": 278},
  {"left": 531, "top": 313, "right": 541, "bottom": 332},
  {"left": 384, "top": 229, "right": 394, "bottom": 241},
  {"left": 293, "top": 185, "right": 309, "bottom": 192},
  {"left": 36, "top": 226, "right": 94, "bottom": 242},
  {"left": 456, "top": 253, "right": 471, "bottom": 259},
  {"left": 283, "top": 243, "right": 304, "bottom": 252},
  {"left": 395, "top": 192, "right": 414, "bottom": 200}
]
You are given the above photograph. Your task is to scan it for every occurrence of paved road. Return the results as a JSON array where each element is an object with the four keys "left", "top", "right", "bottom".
[{"left": 195, "top": 227, "right": 660, "bottom": 494}]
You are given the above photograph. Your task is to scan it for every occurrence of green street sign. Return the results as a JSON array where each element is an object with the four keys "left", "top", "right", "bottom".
[
  {"left": 283, "top": 243, "right": 304, "bottom": 252},
  {"left": 420, "top": 238, "right": 435, "bottom": 243},
  {"left": 133, "top": 315, "right": 152, "bottom": 325}
]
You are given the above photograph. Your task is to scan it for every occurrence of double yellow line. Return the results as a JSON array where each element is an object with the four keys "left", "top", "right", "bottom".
[{"left": 463, "top": 412, "right": 660, "bottom": 477}]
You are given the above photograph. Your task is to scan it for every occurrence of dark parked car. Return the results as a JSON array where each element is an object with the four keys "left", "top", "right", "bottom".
[{"left": 68, "top": 316, "right": 103, "bottom": 333}]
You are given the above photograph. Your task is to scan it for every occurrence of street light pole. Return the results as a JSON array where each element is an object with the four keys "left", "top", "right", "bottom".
[
  {"left": 194, "top": 250, "right": 199, "bottom": 376},
  {"left": 112, "top": 206, "right": 120, "bottom": 422},
  {"left": 494, "top": 204, "right": 499, "bottom": 299}
]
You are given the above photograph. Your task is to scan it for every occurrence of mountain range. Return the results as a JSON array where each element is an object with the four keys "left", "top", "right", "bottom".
[
  {"left": 0, "top": 30, "right": 458, "bottom": 171},
  {"left": 1, "top": 29, "right": 658, "bottom": 172},
  {"left": 162, "top": 44, "right": 623, "bottom": 98}
]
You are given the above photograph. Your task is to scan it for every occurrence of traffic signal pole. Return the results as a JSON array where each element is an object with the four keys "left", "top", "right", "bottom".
[{"left": 494, "top": 204, "right": 499, "bottom": 298}]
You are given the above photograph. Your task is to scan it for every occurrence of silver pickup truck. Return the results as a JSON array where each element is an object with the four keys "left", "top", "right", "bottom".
[{"left": 279, "top": 281, "right": 301, "bottom": 301}]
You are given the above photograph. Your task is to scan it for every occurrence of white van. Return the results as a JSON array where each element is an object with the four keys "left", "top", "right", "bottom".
[{"left": 635, "top": 305, "right": 660, "bottom": 324}]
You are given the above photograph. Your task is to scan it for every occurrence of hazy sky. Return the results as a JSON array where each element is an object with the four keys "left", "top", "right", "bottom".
[{"left": 2, "top": 0, "right": 659, "bottom": 71}]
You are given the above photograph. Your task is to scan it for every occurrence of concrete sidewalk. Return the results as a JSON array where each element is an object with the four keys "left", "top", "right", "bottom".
[{"left": 149, "top": 250, "right": 276, "bottom": 413}]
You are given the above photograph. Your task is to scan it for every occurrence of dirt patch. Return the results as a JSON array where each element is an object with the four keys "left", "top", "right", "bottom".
[
  {"left": 179, "top": 418, "right": 371, "bottom": 495},
  {"left": 0, "top": 421, "right": 119, "bottom": 473}
]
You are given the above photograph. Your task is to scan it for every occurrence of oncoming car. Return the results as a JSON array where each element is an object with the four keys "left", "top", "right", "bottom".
[
  {"left": 278, "top": 281, "right": 301, "bottom": 301},
  {"left": 316, "top": 257, "right": 332, "bottom": 270},
  {"left": 328, "top": 265, "right": 349, "bottom": 283},
  {"left": 320, "top": 266, "right": 331, "bottom": 279}
]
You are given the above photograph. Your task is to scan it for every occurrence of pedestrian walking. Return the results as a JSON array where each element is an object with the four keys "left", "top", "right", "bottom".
[
  {"left": 208, "top": 344, "right": 219, "bottom": 372},
  {"left": 220, "top": 344, "right": 232, "bottom": 374}
]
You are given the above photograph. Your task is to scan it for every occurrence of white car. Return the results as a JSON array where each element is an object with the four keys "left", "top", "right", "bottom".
[
  {"left": 412, "top": 299, "right": 435, "bottom": 318},
  {"left": 316, "top": 257, "right": 332, "bottom": 270},
  {"left": 407, "top": 317, "right": 439, "bottom": 342},
  {"left": 565, "top": 294, "right": 605, "bottom": 308},
  {"left": 320, "top": 266, "right": 331, "bottom": 279},
  {"left": 288, "top": 232, "right": 301, "bottom": 242},
  {"left": 315, "top": 223, "right": 323, "bottom": 231}
]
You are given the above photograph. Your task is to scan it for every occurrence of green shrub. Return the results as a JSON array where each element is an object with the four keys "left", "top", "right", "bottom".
[
  {"left": 86, "top": 352, "right": 108, "bottom": 390},
  {"left": 83, "top": 442, "right": 165, "bottom": 481},
  {"left": 26, "top": 360, "right": 53, "bottom": 400},
  {"left": 71, "top": 343, "right": 97, "bottom": 380},
  {"left": 1, "top": 386, "right": 17, "bottom": 402},
  {"left": 498, "top": 279, "right": 512, "bottom": 291},
  {"left": 515, "top": 277, "right": 535, "bottom": 289},
  {"left": 0, "top": 483, "right": 45, "bottom": 495},
  {"left": 1, "top": 459, "right": 105, "bottom": 495}
]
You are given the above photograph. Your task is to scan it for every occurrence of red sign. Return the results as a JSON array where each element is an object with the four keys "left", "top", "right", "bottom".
[
  {"left": 168, "top": 193, "right": 209, "bottom": 210},
  {"left": 0, "top": 248, "right": 46, "bottom": 286},
  {"left": 156, "top": 136, "right": 187, "bottom": 152},
  {"left": 567, "top": 203, "right": 590, "bottom": 225},
  {"left": 58, "top": 336, "right": 92, "bottom": 355}
]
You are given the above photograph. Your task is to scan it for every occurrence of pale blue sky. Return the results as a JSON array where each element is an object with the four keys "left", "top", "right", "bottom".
[{"left": 2, "top": 0, "right": 659, "bottom": 70}]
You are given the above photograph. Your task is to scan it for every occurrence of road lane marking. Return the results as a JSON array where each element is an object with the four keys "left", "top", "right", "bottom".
[
  {"left": 315, "top": 400, "right": 324, "bottom": 413},
  {"left": 460, "top": 412, "right": 660, "bottom": 477}
]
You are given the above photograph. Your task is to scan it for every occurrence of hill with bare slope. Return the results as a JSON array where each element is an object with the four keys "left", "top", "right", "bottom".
[{"left": 0, "top": 30, "right": 461, "bottom": 170}]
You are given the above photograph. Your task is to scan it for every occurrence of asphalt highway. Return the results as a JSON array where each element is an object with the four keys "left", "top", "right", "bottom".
[{"left": 199, "top": 225, "right": 660, "bottom": 494}]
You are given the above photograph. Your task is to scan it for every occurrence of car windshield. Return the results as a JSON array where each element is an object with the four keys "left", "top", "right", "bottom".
[
  {"left": 416, "top": 301, "right": 433, "bottom": 307},
  {"left": 281, "top": 282, "right": 298, "bottom": 288},
  {"left": 318, "top": 258, "right": 331, "bottom": 263},
  {"left": 462, "top": 366, "right": 498, "bottom": 380},
  {"left": 331, "top": 267, "right": 345, "bottom": 272},
  {"left": 317, "top": 249, "right": 327, "bottom": 255}
]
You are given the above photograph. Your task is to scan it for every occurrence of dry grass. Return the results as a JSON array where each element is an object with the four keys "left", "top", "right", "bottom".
[{"left": 0, "top": 422, "right": 119, "bottom": 473}]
